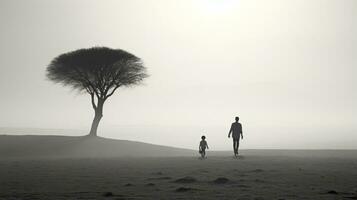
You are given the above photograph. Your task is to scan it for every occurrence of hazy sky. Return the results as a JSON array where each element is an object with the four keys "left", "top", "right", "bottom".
[{"left": 0, "top": 0, "right": 356, "bottom": 150}]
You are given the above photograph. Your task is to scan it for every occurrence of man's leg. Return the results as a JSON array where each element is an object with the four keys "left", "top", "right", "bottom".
[
  {"left": 233, "top": 138, "right": 236, "bottom": 154},
  {"left": 236, "top": 139, "right": 240, "bottom": 155},
  {"left": 233, "top": 139, "right": 237, "bottom": 155}
]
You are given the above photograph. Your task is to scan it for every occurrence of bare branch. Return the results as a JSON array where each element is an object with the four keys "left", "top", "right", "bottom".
[{"left": 105, "top": 85, "right": 121, "bottom": 100}]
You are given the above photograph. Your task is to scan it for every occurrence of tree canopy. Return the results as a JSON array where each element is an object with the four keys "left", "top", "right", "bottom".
[{"left": 47, "top": 47, "right": 148, "bottom": 101}]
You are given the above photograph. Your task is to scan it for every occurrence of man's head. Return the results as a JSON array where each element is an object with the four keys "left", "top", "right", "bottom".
[
  {"left": 201, "top": 135, "right": 206, "bottom": 140},
  {"left": 235, "top": 116, "right": 239, "bottom": 122}
]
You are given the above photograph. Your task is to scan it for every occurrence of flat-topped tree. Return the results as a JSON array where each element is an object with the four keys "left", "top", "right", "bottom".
[{"left": 47, "top": 47, "right": 148, "bottom": 137}]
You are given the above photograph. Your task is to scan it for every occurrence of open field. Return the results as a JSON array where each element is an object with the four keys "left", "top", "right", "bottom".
[{"left": 1, "top": 149, "right": 357, "bottom": 199}]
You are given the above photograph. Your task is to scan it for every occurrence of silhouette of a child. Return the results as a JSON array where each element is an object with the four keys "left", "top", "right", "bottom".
[{"left": 199, "top": 135, "right": 209, "bottom": 158}]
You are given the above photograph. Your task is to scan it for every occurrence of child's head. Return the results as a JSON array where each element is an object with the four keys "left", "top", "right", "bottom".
[{"left": 201, "top": 135, "right": 206, "bottom": 140}]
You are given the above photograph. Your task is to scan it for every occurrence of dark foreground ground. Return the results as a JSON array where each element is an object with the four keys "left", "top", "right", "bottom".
[{"left": 1, "top": 151, "right": 357, "bottom": 200}]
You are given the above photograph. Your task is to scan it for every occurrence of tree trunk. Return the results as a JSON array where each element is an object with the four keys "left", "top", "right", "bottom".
[{"left": 89, "top": 99, "right": 104, "bottom": 137}]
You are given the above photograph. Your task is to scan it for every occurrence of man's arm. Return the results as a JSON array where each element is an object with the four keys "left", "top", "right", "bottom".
[
  {"left": 228, "top": 124, "right": 233, "bottom": 138},
  {"left": 241, "top": 124, "right": 243, "bottom": 139}
]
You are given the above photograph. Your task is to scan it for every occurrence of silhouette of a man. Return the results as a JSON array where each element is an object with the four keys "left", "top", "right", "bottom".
[{"left": 228, "top": 116, "right": 243, "bottom": 156}]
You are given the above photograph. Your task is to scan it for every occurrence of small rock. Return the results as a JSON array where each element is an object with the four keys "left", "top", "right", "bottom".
[
  {"left": 103, "top": 192, "right": 113, "bottom": 197},
  {"left": 327, "top": 190, "right": 338, "bottom": 195},
  {"left": 213, "top": 177, "right": 230, "bottom": 184},
  {"left": 344, "top": 196, "right": 357, "bottom": 199},
  {"left": 238, "top": 184, "right": 250, "bottom": 188},
  {"left": 175, "top": 187, "right": 195, "bottom": 192}
]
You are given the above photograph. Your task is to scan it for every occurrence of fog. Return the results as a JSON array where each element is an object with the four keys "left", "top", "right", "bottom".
[{"left": 0, "top": 0, "right": 356, "bottom": 150}]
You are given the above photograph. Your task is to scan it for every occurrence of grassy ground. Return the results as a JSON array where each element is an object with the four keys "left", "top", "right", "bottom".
[{"left": 1, "top": 153, "right": 357, "bottom": 200}]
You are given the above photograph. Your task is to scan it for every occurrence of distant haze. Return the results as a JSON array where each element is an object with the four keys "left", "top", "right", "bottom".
[{"left": 0, "top": 0, "right": 356, "bottom": 150}]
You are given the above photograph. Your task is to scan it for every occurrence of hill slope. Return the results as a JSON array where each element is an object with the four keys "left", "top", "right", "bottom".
[{"left": 0, "top": 135, "right": 195, "bottom": 158}]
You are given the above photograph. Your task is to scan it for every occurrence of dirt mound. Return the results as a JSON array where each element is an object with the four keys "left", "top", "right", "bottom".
[
  {"left": 174, "top": 176, "right": 197, "bottom": 183},
  {"left": 213, "top": 177, "right": 230, "bottom": 184}
]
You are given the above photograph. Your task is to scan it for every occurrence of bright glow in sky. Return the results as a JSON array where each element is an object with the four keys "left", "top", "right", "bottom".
[
  {"left": 0, "top": 0, "right": 356, "bottom": 150},
  {"left": 198, "top": 0, "right": 239, "bottom": 14}
]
